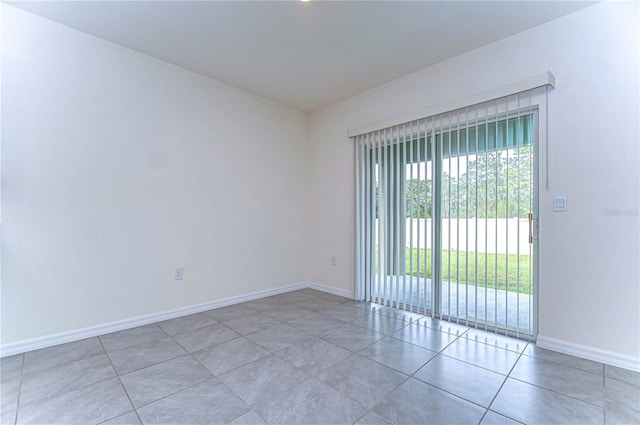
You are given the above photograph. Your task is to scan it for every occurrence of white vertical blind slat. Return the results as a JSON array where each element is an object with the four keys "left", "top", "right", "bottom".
[
  {"left": 376, "top": 130, "right": 382, "bottom": 304},
  {"left": 416, "top": 120, "right": 422, "bottom": 313},
  {"left": 505, "top": 100, "right": 510, "bottom": 332},
  {"left": 464, "top": 106, "right": 470, "bottom": 327},
  {"left": 516, "top": 93, "right": 522, "bottom": 338},
  {"left": 408, "top": 121, "right": 414, "bottom": 309},
  {"left": 356, "top": 135, "right": 362, "bottom": 298},
  {"left": 455, "top": 109, "right": 461, "bottom": 324},
  {"left": 447, "top": 112, "right": 452, "bottom": 321},
  {"left": 423, "top": 117, "right": 429, "bottom": 315},
  {"left": 395, "top": 125, "right": 402, "bottom": 308},
  {"left": 402, "top": 124, "right": 408, "bottom": 309},
  {"left": 473, "top": 105, "right": 480, "bottom": 329},
  {"left": 529, "top": 91, "right": 535, "bottom": 339},
  {"left": 389, "top": 127, "right": 395, "bottom": 306},
  {"left": 483, "top": 101, "right": 489, "bottom": 331},
  {"left": 493, "top": 98, "right": 500, "bottom": 332},
  {"left": 430, "top": 116, "right": 437, "bottom": 318}
]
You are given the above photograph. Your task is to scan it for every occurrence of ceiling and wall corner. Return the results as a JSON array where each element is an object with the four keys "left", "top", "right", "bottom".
[
  {"left": 2, "top": 1, "right": 639, "bottom": 368},
  {"left": 5, "top": 0, "right": 595, "bottom": 112}
]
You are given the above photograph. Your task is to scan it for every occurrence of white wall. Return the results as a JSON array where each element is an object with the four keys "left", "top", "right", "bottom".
[
  {"left": 307, "top": 2, "right": 639, "bottom": 359},
  {"left": 1, "top": 5, "right": 309, "bottom": 344}
]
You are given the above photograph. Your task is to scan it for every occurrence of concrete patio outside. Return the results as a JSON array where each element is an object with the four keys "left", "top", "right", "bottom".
[{"left": 371, "top": 276, "right": 533, "bottom": 337}]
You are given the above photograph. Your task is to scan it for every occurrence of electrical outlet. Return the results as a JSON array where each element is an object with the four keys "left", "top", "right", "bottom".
[
  {"left": 174, "top": 267, "right": 184, "bottom": 280},
  {"left": 331, "top": 256, "right": 336, "bottom": 266}
]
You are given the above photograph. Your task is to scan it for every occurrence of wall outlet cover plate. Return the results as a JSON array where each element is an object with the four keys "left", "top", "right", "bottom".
[{"left": 553, "top": 195, "right": 567, "bottom": 212}]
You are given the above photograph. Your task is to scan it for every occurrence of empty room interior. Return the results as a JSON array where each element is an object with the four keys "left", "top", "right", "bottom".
[{"left": 1, "top": 1, "right": 639, "bottom": 424}]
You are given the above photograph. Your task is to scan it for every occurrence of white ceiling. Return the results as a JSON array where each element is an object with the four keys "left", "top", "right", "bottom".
[{"left": 8, "top": 1, "right": 595, "bottom": 112}]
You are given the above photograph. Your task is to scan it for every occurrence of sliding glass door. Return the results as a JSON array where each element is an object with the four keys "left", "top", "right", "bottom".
[
  {"left": 365, "top": 125, "right": 434, "bottom": 315},
  {"left": 355, "top": 97, "right": 538, "bottom": 339},
  {"left": 436, "top": 113, "right": 535, "bottom": 337}
]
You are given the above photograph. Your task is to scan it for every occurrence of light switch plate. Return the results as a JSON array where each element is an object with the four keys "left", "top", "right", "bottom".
[{"left": 553, "top": 195, "right": 567, "bottom": 212}]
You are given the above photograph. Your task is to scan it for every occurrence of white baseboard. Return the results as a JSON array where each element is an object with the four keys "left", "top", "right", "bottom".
[
  {"left": 8, "top": 283, "right": 637, "bottom": 373},
  {"left": 305, "top": 281, "right": 354, "bottom": 299},
  {"left": 537, "top": 335, "right": 640, "bottom": 372},
  {"left": 1, "top": 281, "right": 349, "bottom": 358},
  {"left": 6, "top": 283, "right": 637, "bottom": 374}
]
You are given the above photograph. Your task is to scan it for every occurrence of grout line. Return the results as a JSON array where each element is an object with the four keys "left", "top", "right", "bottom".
[
  {"left": 504, "top": 374, "right": 607, "bottom": 410},
  {"left": 98, "top": 325, "right": 171, "bottom": 355},
  {"left": 130, "top": 374, "right": 217, "bottom": 410},
  {"left": 186, "top": 351, "right": 258, "bottom": 423},
  {"left": 495, "top": 341, "right": 607, "bottom": 416},
  {"left": 602, "top": 373, "right": 608, "bottom": 425},
  {"left": 437, "top": 351, "right": 512, "bottom": 377},
  {"left": 16, "top": 354, "right": 122, "bottom": 412},
  {"left": 114, "top": 355, "right": 216, "bottom": 411},
  {"left": 483, "top": 341, "right": 528, "bottom": 422},
  {"left": 406, "top": 377, "right": 492, "bottom": 415},
  {"left": 476, "top": 410, "right": 489, "bottom": 425},
  {"left": 97, "top": 337, "right": 145, "bottom": 425},
  {"left": 18, "top": 343, "right": 105, "bottom": 378},
  {"left": 107, "top": 345, "right": 187, "bottom": 377},
  {"left": 263, "top": 350, "right": 367, "bottom": 411},
  {"left": 10, "top": 354, "right": 24, "bottom": 425},
  {"left": 11, "top": 376, "right": 22, "bottom": 425},
  {"left": 519, "top": 347, "right": 605, "bottom": 376},
  {"left": 350, "top": 410, "right": 370, "bottom": 425}
]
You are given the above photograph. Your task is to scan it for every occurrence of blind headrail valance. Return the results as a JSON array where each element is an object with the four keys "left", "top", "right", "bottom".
[{"left": 347, "top": 72, "right": 555, "bottom": 138}]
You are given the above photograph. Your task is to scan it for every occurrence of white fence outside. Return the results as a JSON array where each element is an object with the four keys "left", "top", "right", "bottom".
[{"left": 376, "top": 218, "right": 531, "bottom": 255}]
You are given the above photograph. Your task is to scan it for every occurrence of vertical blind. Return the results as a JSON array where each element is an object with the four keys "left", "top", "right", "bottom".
[{"left": 354, "top": 85, "right": 550, "bottom": 339}]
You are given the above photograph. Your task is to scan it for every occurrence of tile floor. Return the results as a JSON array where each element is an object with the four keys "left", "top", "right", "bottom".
[{"left": 1, "top": 289, "right": 638, "bottom": 425}]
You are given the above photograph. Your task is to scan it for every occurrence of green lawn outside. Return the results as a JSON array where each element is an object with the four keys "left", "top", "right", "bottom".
[{"left": 377, "top": 247, "right": 532, "bottom": 294}]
